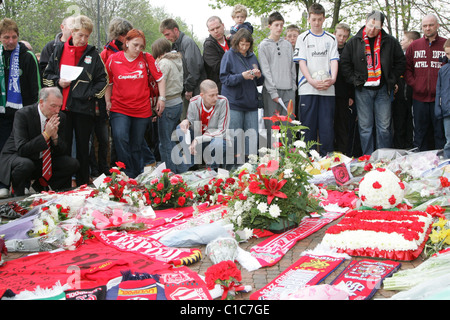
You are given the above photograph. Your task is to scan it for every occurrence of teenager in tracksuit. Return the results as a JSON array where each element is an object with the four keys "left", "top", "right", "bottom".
[{"left": 405, "top": 14, "right": 447, "bottom": 152}]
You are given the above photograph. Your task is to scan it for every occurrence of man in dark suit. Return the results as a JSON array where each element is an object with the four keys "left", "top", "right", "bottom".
[{"left": 0, "top": 87, "right": 79, "bottom": 197}]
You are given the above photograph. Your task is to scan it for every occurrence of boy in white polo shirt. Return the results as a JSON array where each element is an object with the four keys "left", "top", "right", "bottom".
[{"left": 293, "top": 3, "right": 339, "bottom": 156}]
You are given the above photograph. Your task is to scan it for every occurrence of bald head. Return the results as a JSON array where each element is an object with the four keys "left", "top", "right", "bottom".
[
  {"left": 422, "top": 14, "right": 439, "bottom": 40},
  {"left": 200, "top": 80, "right": 219, "bottom": 109}
]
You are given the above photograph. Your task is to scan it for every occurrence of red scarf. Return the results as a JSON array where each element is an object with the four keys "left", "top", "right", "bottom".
[
  {"left": 362, "top": 28, "right": 382, "bottom": 87},
  {"left": 59, "top": 36, "right": 87, "bottom": 110}
]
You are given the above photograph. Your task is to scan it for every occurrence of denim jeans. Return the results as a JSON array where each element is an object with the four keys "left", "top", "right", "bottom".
[
  {"left": 174, "top": 126, "right": 227, "bottom": 173},
  {"left": 158, "top": 103, "right": 182, "bottom": 172},
  {"left": 354, "top": 85, "right": 392, "bottom": 156},
  {"left": 109, "top": 112, "right": 150, "bottom": 178},
  {"left": 89, "top": 115, "right": 110, "bottom": 176},
  {"left": 229, "top": 109, "right": 259, "bottom": 164}
]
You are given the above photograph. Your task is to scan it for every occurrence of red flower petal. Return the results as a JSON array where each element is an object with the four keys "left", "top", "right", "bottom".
[{"left": 373, "top": 181, "right": 382, "bottom": 189}]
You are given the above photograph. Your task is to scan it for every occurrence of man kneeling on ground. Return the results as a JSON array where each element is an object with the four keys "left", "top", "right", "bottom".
[
  {"left": 174, "top": 80, "right": 230, "bottom": 173},
  {"left": 0, "top": 87, "right": 79, "bottom": 196}
]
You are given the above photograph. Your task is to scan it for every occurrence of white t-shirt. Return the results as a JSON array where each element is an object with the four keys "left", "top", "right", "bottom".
[{"left": 293, "top": 30, "right": 339, "bottom": 96}]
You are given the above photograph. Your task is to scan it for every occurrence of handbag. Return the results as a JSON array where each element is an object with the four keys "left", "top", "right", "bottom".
[{"left": 143, "top": 52, "right": 159, "bottom": 109}]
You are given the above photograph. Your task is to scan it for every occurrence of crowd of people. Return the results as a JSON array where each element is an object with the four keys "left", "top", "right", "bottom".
[{"left": 0, "top": 3, "right": 448, "bottom": 199}]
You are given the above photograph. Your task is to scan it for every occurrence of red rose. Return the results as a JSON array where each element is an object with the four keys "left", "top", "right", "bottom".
[
  {"left": 154, "top": 197, "right": 161, "bottom": 204},
  {"left": 115, "top": 161, "right": 126, "bottom": 169},
  {"left": 103, "top": 177, "right": 112, "bottom": 183},
  {"left": 373, "top": 181, "right": 382, "bottom": 189},
  {"left": 178, "top": 196, "right": 186, "bottom": 206},
  {"left": 440, "top": 176, "right": 450, "bottom": 188},
  {"left": 157, "top": 183, "right": 164, "bottom": 191},
  {"left": 398, "top": 181, "right": 405, "bottom": 190},
  {"left": 162, "top": 169, "right": 171, "bottom": 173},
  {"left": 110, "top": 168, "right": 121, "bottom": 175},
  {"left": 389, "top": 195, "right": 397, "bottom": 205}
]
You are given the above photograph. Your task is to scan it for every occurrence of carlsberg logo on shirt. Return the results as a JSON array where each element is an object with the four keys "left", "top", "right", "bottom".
[{"left": 118, "top": 70, "right": 144, "bottom": 80}]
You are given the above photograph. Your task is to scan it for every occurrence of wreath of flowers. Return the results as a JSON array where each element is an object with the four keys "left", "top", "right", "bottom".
[
  {"left": 358, "top": 167, "right": 406, "bottom": 209},
  {"left": 322, "top": 210, "right": 434, "bottom": 254},
  {"left": 145, "top": 169, "right": 194, "bottom": 208},
  {"left": 196, "top": 177, "right": 236, "bottom": 205}
]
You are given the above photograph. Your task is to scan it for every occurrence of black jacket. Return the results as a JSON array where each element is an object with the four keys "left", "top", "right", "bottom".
[
  {"left": 203, "top": 35, "right": 230, "bottom": 93},
  {"left": 43, "top": 41, "right": 108, "bottom": 117},
  {"left": 1, "top": 42, "right": 41, "bottom": 110},
  {"left": 340, "top": 27, "right": 405, "bottom": 93},
  {"left": 0, "top": 104, "right": 68, "bottom": 185}
]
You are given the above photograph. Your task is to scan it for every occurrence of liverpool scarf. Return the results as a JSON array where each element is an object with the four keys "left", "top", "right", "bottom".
[
  {"left": 363, "top": 28, "right": 382, "bottom": 87},
  {"left": 59, "top": 37, "right": 87, "bottom": 110},
  {"left": 0, "top": 43, "right": 22, "bottom": 113}
]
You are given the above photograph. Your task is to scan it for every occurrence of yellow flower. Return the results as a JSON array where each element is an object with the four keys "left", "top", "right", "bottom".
[
  {"left": 443, "top": 229, "right": 450, "bottom": 246},
  {"left": 429, "top": 229, "right": 441, "bottom": 244},
  {"left": 433, "top": 218, "right": 448, "bottom": 229}
]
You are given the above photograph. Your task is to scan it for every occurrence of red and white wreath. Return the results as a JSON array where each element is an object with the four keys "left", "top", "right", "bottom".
[{"left": 359, "top": 168, "right": 406, "bottom": 210}]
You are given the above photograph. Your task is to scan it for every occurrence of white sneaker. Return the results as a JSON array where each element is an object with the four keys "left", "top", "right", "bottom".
[{"left": 0, "top": 188, "right": 9, "bottom": 199}]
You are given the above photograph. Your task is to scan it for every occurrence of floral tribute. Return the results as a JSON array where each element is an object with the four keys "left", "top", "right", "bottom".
[
  {"left": 222, "top": 101, "right": 323, "bottom": 232},
  {"left": 424, "top": 215, "right": 450, "bottom": 257},
  {"left": 204, "top": 260, "right": 243, "bottom": 300},
  {"left": 322, "top": 210, "right": 434, "bottom": 260},
  {"left": 95, "top": 162, "right": 150, "bottom": 208},
  {"left": 358, "top": 167, "right": 406, "bottom": 209},
  {"left": 145, "top": 169, "right": 194, "bottom": 208},
  {"left": 196, "top": 177, "right": 236, "bottom": 205}
]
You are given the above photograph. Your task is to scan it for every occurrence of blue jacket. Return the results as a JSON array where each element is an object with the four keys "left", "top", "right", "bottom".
[
  {"left": 219, "top": 48, "right": 264, "bottom": 112},
  {"left": 435, "top": 63, "right": 450, "bottom": 120}
]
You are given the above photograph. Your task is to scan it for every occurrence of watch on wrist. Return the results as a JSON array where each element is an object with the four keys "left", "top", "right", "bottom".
[{"left": 159, "top": 96, "right": 166, "bottom": 101}]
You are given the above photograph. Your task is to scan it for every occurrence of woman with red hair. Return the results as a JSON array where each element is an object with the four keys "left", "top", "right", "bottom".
[{"left": 105, "top": 29, "right": 166, "bottom": 178}]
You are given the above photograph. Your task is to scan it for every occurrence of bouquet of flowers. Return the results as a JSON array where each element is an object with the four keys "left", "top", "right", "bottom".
[
  {"left": 95, "top": 162, "right": 150, "bottom": 208},
  {"left": 424, "top": 217, "right": 450, "bottom": 257},
  {"left": 223, "top": 101, "right": 322, "bottom": 232},
  {"left": 196, "top": 177, "right": 236, "bottom": 205},
  {"left": 204, "top": 260, "right": 243, "bottom": 300},
  {"left": 145, "top": 169, "right": 194, "bottom": 208},
  {"left": 28, "top": 203, "right": 72, "bottom": 237}
]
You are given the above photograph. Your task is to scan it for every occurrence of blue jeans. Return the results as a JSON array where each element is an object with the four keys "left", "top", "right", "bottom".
[
  {"left": 355, "top": 85, "right": 392, "bottom": 155},
  {"left": 412, "top": 99, "right": 445, "bottom": 152},
  {"left": 229, "top": 109, "right": 259, "bottom": 164},
  {"left": 174, "top": 126, "right": 227, "bottom": 173},
  {"left": 110, "top": 112, "right": 150, "bottom": 178},
  {"left": 158, "top": 103, "right": 182, "bottom": 173}
]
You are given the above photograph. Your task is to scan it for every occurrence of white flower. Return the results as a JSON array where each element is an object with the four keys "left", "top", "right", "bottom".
[
  {"left": 293, "top": 140, "right": 306, "bottom": 149},
  {"left": 291, "top": 120, "right": 301, "bottom": 125},
  {"left": 310, "top": 150, "right": 320, "bottom": 160},
  {"left": 257, "top": 202, "right": 268, "bottom": 213},
  {"left": 268, "top": 204, "right": 281, "bottom": 218},
  {"left": 284, "top": 168, "right": 293, "bottom": 178}
]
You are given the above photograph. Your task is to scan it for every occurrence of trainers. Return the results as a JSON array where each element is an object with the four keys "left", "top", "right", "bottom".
[{"left": 0, "top": 188, "right": 9, "bottom": 199}]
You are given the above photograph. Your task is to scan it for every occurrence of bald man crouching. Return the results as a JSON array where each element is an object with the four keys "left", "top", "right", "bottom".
[
  {"left": 0, "top": 87, "right": 79, "bottom": 197},
  {"left": 174, "top": 80, "right": 230, "bottom": 173}
]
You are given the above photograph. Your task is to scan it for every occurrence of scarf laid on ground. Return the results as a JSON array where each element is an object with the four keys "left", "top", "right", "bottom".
[
  {"left": 363, "top": 27, "right": 382, "bottom": 87},
  {"left": 59, "top": 37, "right": 87, "bottom": 110},
  {"left": 0, "top": 43, "right": 22, "bottom": 113}
]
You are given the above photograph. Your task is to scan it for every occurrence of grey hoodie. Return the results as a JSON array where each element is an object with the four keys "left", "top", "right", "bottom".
[
  {"left": 258, "top": 38, "right": 297, "bottom": 99},
  {"left": 158, "top": 51, "right": 184, "bottom": 107}
]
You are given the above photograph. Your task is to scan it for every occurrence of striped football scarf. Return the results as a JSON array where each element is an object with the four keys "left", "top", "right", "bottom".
[{"left": 363, "top": 27, "right": 382, "bottom": 87}]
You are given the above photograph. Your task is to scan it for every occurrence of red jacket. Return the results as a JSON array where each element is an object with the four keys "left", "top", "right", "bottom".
[{"left": 405, "top": 35, "right": 447, "bottom": 102}]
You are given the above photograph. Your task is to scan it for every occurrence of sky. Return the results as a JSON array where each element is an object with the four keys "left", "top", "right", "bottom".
[{"left": 157, "top": 0, "right": 302, "bottom": 41}]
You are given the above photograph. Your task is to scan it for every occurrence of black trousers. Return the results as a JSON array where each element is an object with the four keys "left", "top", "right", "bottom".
[
  {"left": 64, "top": 111, "right": 95, "bottom": 186},
  {"left": 10, "top": 155, "right": 79, "bottom": 196}
]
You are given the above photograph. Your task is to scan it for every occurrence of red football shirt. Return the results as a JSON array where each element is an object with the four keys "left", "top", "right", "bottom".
[
  {"left": 106, "top": 51, "right": 163, "bottom": 118},
  {"left": 201, "top": 103, "right": 215, "bottom": 134}
]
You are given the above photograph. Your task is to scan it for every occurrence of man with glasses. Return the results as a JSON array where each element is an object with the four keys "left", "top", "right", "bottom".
[{"left": 341, "top": 10, "right": 405, "bottom": 156}]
